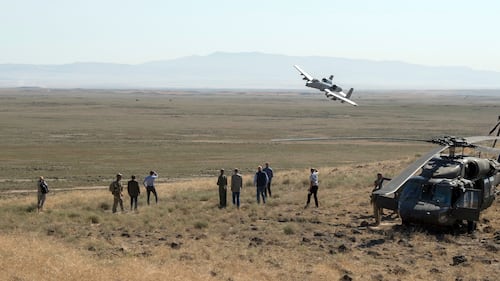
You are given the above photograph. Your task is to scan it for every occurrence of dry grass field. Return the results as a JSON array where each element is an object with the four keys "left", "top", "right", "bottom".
[{"left": 0, "top": 88, "right": 499, "bottom": 281}]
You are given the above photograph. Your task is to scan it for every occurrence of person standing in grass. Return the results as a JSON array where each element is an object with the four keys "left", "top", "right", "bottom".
[
  {"left": 37, "top": 176, "right": 49, "bottom": 212},
  {"left": 305, "top": 168, "right": 319, "bottom": 208},
  {"left": 109, "top": 173, "right": 124, "bottom": 213},
  {"left": 217, "top": 169, "right": 228, "bottom": 208},
  {"left": 127, "top": 175, "right": 140, "bottom": 211},
  {"left": 231, "top": 168, "right": 243, "bottom": 209},
  {"left": 254, "top": 166, "right": 269, "bottom": 204},
  {"left": 263, "top": 162, "right": 274, "bottom": 197},
  {"left": 143, "top": 170, "right": 158, "bottom": 205}
]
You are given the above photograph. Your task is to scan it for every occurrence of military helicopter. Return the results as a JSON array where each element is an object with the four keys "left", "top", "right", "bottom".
[
  {"left": 371, "top": 135, "right": 500, "bottom": 232},
  {"left": 273, "top": 134, "right": 500, "bottom": 232}
]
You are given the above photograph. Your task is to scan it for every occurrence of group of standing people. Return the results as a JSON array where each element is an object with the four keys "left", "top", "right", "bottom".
[
  {"left": 36, "top": 164, "right": 328, "bottom": 213},
  {"left": 108, "top": 171, "right": 159, "bottom": 213},
  {"left": 217, "top": 162, "right": 274, "bottom": 209}
]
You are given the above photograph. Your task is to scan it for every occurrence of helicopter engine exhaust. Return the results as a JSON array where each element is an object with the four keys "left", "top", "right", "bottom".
[{"left": 464, "top": 158, "right": 494, "bottom": 179}]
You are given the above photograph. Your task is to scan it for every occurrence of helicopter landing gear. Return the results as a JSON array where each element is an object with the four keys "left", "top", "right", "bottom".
[{"left": 467, "top": 220, "right": 477, "bottom": 234}]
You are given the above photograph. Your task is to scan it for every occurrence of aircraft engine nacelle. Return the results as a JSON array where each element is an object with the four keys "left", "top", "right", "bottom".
[
  {"left": 464, "top": 158, "right": 493, "bottom": 179},
  {"left": 330, "top": 85, "right": 342, "bottom": 92}
]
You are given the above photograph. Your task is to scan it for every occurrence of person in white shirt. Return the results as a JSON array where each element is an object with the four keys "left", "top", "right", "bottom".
[
  {"left": 143, "top": 171, "right": 158, "bottom": 205},
  {"left": 305, "top": 168, "right": 319, "bottom": 208}
]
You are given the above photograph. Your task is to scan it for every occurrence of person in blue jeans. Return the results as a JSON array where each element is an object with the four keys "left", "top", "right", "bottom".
[
  {"left": 253, "top": 166, "right": 269, "bottom": 204},
  {"left": 231, "top": 168, "right": 243, "bottom": 208}
]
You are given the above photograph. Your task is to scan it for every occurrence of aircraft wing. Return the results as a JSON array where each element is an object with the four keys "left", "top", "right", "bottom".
[
  {"left": 293, "top": 65, "right": 314, "bottom": 81},
  {"left": 373, "top": 145, "right": 448, "bottom": 196},
  {"left": 324, "top": 89, "right": 358, "bottom": 106}
]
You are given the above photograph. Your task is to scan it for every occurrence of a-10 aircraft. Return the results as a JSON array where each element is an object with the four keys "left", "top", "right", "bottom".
[{"left": 294, "top": 65, "right": 357, "bottom": 106}]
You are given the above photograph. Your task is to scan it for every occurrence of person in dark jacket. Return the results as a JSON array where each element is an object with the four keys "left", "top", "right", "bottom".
[
  {"left": 253, "top": 166, "right": 269, "bottom": 204},
  {"left": 263, "top": 162, "right": 274, "bottom": 197},
  {"left": 127, "top": 175, "right": 140, "bottom": 211}
]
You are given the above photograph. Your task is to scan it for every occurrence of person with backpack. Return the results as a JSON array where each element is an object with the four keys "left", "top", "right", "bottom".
[{"left": 37, "top": 176, "right": 49, "bottom": 212}]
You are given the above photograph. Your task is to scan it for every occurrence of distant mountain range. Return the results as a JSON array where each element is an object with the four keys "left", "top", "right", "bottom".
[{"left": 1, "top": 52, "right": 500, "bottom": 89}]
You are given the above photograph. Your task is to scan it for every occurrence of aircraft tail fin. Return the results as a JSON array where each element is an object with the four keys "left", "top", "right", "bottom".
[
  {"left": 346, "top": 88, "right": 354, "bottom": 99},
  {"left": 340, "top": 88, "right": 354, "bottom": 104}
]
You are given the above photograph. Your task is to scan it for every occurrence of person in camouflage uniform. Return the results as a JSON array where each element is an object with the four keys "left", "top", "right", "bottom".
[{"left": 109, "top": 173, "right": 124, "bottom": 213}]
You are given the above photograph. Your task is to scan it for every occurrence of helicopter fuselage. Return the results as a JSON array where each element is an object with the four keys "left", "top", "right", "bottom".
[{"left": 382, "top": 155, "right": 499, "bottom": 226}]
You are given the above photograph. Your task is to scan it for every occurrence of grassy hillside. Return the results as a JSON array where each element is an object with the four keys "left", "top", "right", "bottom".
[
  {"left": 0, "top": 89, "right": 499, "bottom": 280},
  {"left": 1, "top": 162, "right": 499, "bottom": 281}
]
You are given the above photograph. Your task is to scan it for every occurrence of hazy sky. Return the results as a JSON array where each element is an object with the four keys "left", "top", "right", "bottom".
[{"left": 2, "top": 0, "right": 499, "bottom": 71}]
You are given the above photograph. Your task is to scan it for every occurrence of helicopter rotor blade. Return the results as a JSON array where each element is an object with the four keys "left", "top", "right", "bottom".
[
  {"left": 488, "top": 122, "right": 500, "bottom": 135},
  {"left": 271, "top": 136, "right": 429, "bottom": 142},
  {"left": 463, "top": 135, "right": 500, "bottom": 144},
  {"left": 372, "top": 145, "right": 448, "bottom": 196},
  {"left": 272, "top": 135, "right": 500, "bottom": 144},
  {"left": 472, "top": 144, "right": 500, "bottom": 155}
]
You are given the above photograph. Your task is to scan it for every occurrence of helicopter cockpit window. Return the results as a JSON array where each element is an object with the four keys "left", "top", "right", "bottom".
[
  {"left": 399, "top": 180, "right": 422, "bottom": 201},
  {"left": 432, "top": 186, "right": 452, "bottom": 206},
  {"left": 482, "top": 177, "right": 493, "bottom": 199},
  {"left": 455, "top": 189, "right": 480, "bottom": 209},
  {"left": 420, "top": 184, "right": 434, "bottom": 201}
]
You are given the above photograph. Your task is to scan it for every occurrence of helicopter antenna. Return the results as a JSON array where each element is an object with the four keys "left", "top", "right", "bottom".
[{"left": 489, "top": 115, "right": 500, "bottom": 147}]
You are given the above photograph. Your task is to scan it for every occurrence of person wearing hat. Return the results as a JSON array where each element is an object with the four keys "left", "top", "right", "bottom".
[
  {"left": 109, "top": 173, "right": 124, "bottom": 213},
  {"left": 217, "top": 169, "right": 227, "bottom": 208},
  {"left": 305, "top": 168, "right": 319, "bottom": 208},
  {"left": 127, "top": 175, "right": 140, "bottom": 211}
]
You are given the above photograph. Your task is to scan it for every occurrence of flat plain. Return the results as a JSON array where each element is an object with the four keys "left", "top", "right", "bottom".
[{"left": 0, "top": 88, "right": 499, "bottom": 281}]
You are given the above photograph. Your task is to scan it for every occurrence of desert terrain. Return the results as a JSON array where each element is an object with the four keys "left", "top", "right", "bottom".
[{"left": 0, "top": 88, "right": 499, "bottom": 281}]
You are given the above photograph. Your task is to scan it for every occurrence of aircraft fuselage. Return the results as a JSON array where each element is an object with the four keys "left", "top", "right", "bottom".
[{"left": 306, "top": 80, "right": 342, "bottom": 93}]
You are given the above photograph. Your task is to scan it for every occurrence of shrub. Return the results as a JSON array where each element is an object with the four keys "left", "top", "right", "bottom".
[
  {"left": 194, "top": 221, "right": 208, "bottom": 229},
  {"left": 68, "top": 212, "right": 80, "bottom": 219},
  {"left": 283, "top": 225, "right": 295, "bottom": 235},
  {"left": 25, "top": 204, "right": 37, "bottom": 213},
  {"left": 88, "top": 215, "right": 100, "bottom": 224},
  {"left": 98, "top": 202, "right": 110, "bottom": 211}
]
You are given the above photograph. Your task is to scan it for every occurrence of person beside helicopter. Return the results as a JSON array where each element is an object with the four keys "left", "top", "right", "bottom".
[
  {"left": 372, "top": 173, "right": 391, "bottom": 192},
  {"left": 371, "top": 173, "right": 392, "bottom": 217}
]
